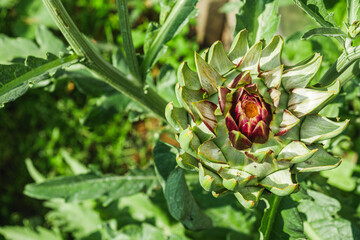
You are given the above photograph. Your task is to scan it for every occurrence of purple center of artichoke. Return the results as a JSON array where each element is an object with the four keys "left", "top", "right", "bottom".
[{"left": 224, "top": 84, "right": 273, "bottom": 150}]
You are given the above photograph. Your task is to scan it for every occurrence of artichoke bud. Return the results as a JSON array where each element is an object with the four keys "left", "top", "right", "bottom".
[
  {"left": 165, "top": 29, "right": 349, "bottom": 208},
  {"left": 349, "top": 20, "right": 360, "bottom": 39}
]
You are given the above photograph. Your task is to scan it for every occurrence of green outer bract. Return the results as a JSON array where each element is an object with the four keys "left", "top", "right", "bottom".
[{"left": 166, "top": 29, "right": 349, "bottom": 208}]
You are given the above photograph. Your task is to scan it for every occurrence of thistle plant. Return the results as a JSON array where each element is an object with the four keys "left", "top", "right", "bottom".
[{"left": 166, "top": 29, "right": 349, "bottom": 208}]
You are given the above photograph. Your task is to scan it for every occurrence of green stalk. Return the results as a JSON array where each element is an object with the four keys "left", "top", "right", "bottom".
[
  {"left": 320, "top": 46, "right": 360, "bottom": 86},
  {"left": 259, "top": 195, "right": 283, "bottom": 240},
  {"left": 116, "top": 0, "right": 142, "bottom": 83},
  {"left": 42, "top": 0, "right": 167, "bottom": 120}
]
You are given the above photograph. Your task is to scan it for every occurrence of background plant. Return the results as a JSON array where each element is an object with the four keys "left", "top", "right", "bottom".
[{"left": 0, "top": 0, "right": 360, "bottom": 239}]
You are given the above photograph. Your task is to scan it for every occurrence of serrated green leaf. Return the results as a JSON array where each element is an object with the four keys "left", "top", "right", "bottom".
[
  {"left": 45, "top": 200, "right": 102, "bottom": 239},
  {"left": 24, "top": 169, "right": 158, "bottom": 203},
  {"left": 298, "top": 189, "right": 360, "bottom": 240},
  {"left": 321, "top": 152, "right": 357, "bottom": 192},
  {"left": 304, "top": 219, "right": 359, "bottom": 240},
  {"left": 0, "top": 226, "right": 62, "bottom": 240},
  {"left": 0, "top": 35, "right": 43, "bottom": 64},
  {"left": 0, "top": 53, "right": 78, "bottom": 107},
  {"left": 235, "top": 0, "right": 280, "bottom": 45},
  {"left": 35, "top": 25, "right": 67, "bottom": 55}
]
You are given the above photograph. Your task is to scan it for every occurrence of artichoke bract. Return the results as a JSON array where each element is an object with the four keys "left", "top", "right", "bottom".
[{"left": 165, "top": 29, "right": 349, "bottom": 208}]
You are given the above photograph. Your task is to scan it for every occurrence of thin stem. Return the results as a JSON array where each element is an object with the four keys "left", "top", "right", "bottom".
[
  {"left": 319, "top": 45, "right": 360, "bottom": 86},
  {"left": 41, "top": 0, "right": 167, "bottom": 119},
  {"left": 116, "top": 0, "right": 142, "bottom": 83},
  {"left": 259, "top": 194, "right": 283, "bottom": 240}
]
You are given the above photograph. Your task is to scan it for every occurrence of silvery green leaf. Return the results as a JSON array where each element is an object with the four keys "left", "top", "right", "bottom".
[
  {"left": 175, "top": 83, "right": 203, "bottom": 121},
  {"left": 277, "top": 141, "right": 317, "bottom": 163},
  {"left": 237, "top": 41, "right": 262, "bottom": 74},
  {"left": 288, "top": 80, "right": 340, "bottom": 118},
  {"left": 251, "top": 138, "right": 284, "bottom": 156},
  {"left": 242, "top": 157, "right": 278, "bottom": 178},
  {"left": 213, "top": 130, "right": 247, "bottom": 167},
  {"left": 269, "top": 88, "right": 281, "bottom": 108},
  {"left": 198, "top": 140, "right": 227, "bottom": 164},
  {"left": 177, "top": 61, "right": 201, "bottom": 90},
  {"left": 294, "top": 146, "right": 341, "bottom": 173},
  {"left": 194, "top": 52, "right": 225, "bottom": 95},
  {"left": 218, "top": 168, "right": 253, "bottom": 191},
  {"left": 300, "top": 115, "right": 350, "bottom": 144},
  {"left": 282, "top": 53, "right": 321, "bottom": 91},
  {"left": 234, "top": 187, "right": 264, "bottom": 208},
  {"left": 198, "top": 163, "right": 224, "bottom": 192},
  {"left": 245, "top": 149, "right": 274, "bottom": 163},
  {"left": 192, "top": 123, "right": 214, "bottom": 141},
  {"left": 260, "top": 35, "right": 283, "bottom": 71},
  {"left": 228, "top": 29, "right": 249, "bottom": 65},
  {"left": 259, "top": 64, "right": 283, "bottom": 89},
  {"left": 165, "top": 102, "right": 189, "bottom": 132},
  {"left": 192, "top": 100, "right": 218, "bottom": 133},
  {"left": 260, "top": 169, "right": 298, "bottom": 196},
  {"left": 176, "top": 152, "right": 198, "bottom": 171},
  {"left": 208, "top": 41, "right": 235, "bottom": 75},
  {"left": 178, "top": 128, "right": 201, "bottom": 158},
  {"left": 276, "top": 109, "right": 300, "bottom": 136}
]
